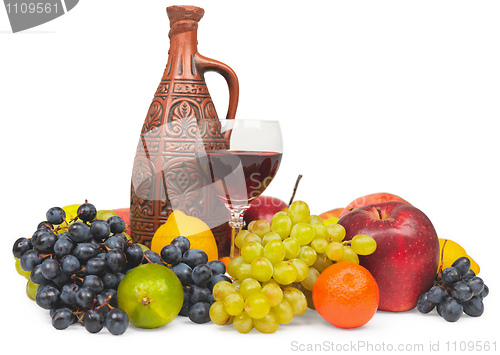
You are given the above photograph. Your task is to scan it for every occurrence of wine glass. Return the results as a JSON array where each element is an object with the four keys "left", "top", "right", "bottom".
[{"left": 196, "top": 119, "right": 283, "bottom": 258}]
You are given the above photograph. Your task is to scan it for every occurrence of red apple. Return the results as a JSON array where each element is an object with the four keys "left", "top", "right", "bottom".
[
  {"left": 338, "top": 201, "right": 439, "bottom": 312},
  {"left": 339, "top": 192, "right": 410, "bottom": 218},
  {"left": 243, "top": 195, "right": 288, "bottom": 224},
  {"left": 112, "top": 208, "right": 131, "bottom": 235}
]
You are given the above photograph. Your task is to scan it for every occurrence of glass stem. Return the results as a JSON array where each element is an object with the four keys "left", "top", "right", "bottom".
[{"left": 228, "top": 209, "right": 246, "bottom": 259}]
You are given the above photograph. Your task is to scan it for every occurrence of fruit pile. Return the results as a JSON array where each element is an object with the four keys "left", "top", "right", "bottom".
[
  {"left": 12, "top": 203, "right": 134, "bottom": 335},
  {"left": 417, "top": 256, "right": 489, "bottom": 322},
  {"left": 160, "top": 237, "right": 231, "bottom": 324},
  {"left": 209, "top": 200, "right": 377, "bottom": 333}
]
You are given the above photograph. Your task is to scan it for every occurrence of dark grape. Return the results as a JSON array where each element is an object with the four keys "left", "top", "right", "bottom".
[
  {"left": 68, "top": 222, "right": 91, "bottom": 243},
  {"left": 441, "top": 267, "right": 461, "bottom": 285},
  {"left": 451, "top": 257, "right": 471, "bottom": 277},
  {"left": 82, "top": 275, "right": 104, "bottom": 294},
  {"left": 77, "top": 203, "right": 97, "bottom": 222},
  {"left": 207, "top": 260, "right": 226, "bottom": 275},
  {"left": 90, "top": 219, "right": 111, "bottom": 239},
  {"left": 104, "top": 236, "right": 126, "bottom": 251},
  {"left": 52, "top": 308, "right": 74, "bottom": 330},
  {"left": 74, "top": 243, "right": 98, "bottom": 262},
  {"left": 170, "top": 236, "right": 190, "bottom": 254},
  {"left": 463, "top": 296, "right": 484, "bottom": 317},
  {"left": 190, "top": 285, "right": 210, "bottom": 303},
  {"left": 83, "top": 309, "right": 104, "bottom": 333},
  {"left": 105, "top": 249, "right": 127, "bottom": 273},
  {"left": 61, "top": 255, "right": 81, "bottom": 274},
  {"left": 480, "top": 284, "right": 489, "bottom": 299},
  {"left": 36, "top": 285, "right": 60, "bottom": 310},
  {"left": 30, "top": 264, "right": 48, "bottom": 284},
  {"left": 451, "top": 281, "right": 473, "bottom": 302},
  {"left": 37, "top": 221, "right": 54, "bottom": 231},
  {"left": 20, "top": 249, "right": 41, "bottom": 272},
  {"left": 416, "top": 292, "right": 435, "bottom": 314},
  {"left": 107, "top": 216, "right": 126, "bottom": 234},
  {"left": 208, "top": 273, "right": 231, "bottom": 290},
  {"left": 467, "top": 276, "right": 484, "bottom": 296},
  {"left": 97, "top": 289, "right": 118, "bottom": 308},
  {"left": 188, "top": 302, "right": 211, "bottom": 324},
  {"left": 12, "top": 237, "right": 32, "bottom": 259},
  {"left": 46, "top": 207, "right": 66, "bottom": 225},
  {"left": 182, "top": 249, "right": 208, "bottom": 269},
  {"left": 426, "top": 285, "right": 447, "bottom": 304},
  {"left": 440, "top": 297, "right": 463, "bottom": 322},
  {"left": 54, "top": 238, "right": 74, "bottom": 257},
  {"left": 160, "top": 244, "right": 182, "bottom": 265},
  {"left": 101, "top": 271, "right": 118, "bottom": 289},
  {"left": 191, "top": 264, "right": 212, "bottom": 287},
  {"left": 60, "top": 284, "right": 79, "bottom": 305},
  {"left": 125, "top": 244, "right": 144, "bottom": 267},
  {"left": 40, "top": 258, "right": 61, "bottom": 280},
  {"left": 170, "top": 262, "right": 193, "bottom": 286},
  {"left": 105, "top": 309, "right": 129, "bottom": 335},
  {"left": 34, "top": 230, "right": 57, "bottom": 254},
  {"left": 52, "top": 271, "right": 72, "bottom": 288},
  {"left": 75, "top": 287, "right": 95, "bottom": 308},
  {"left": 86, "top": 257, "right": 108, "bottom": 275},
  {"left": 143, "top": 250, "right": 163, "bottom": 265}
]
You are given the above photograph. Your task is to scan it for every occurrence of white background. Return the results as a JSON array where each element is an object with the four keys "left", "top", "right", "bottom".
[{"left": 1, "top": 0, "right": 499, "bottom": 354}]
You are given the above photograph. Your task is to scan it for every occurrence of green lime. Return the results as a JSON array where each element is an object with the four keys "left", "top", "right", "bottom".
[{"left": 117, "top": 263, "right": 183, "bottom": 329}]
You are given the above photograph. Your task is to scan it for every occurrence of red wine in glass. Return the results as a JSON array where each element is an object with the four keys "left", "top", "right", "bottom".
[{"left": 204, "top": 150, "right": 282, "bottom": 211}]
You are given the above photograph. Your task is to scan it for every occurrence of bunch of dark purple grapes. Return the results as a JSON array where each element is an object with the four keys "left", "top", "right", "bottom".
[
  {"left": 417, "top": 256, "right": 488, "bottom": 322},
  {"left": 11, "top": 202, "right": 146, "bottom": 335},
  {"left": 160, "top": 237, "right": 231, "bottom": 324}
]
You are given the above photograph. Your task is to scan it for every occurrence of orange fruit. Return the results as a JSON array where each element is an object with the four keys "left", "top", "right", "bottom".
[
  {"left": 438, "top": 238, "right": 480, "bottom": 274},
  {"left": 151, "top": 210, "right": 218, "bottom": 261},
  {"left": 312, "top": 261, "right": 379, "bottom": 329}
]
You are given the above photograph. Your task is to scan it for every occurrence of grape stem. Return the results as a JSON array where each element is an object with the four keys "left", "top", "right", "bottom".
[{"left": 288, "top": 174, "right": 303, "bottom": 206}]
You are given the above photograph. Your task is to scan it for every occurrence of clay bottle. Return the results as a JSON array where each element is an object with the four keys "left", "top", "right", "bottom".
[{"left": 130, "top": 5, "right": 239, "bottom": 257}]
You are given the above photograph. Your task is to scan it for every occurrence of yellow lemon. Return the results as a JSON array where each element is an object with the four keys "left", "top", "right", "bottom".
[
  {"left": 151, "top": 210, "right": 218, "bottom": 261},
  {"left": 438, "top": 238, "right": 480, "bottom": 275}
]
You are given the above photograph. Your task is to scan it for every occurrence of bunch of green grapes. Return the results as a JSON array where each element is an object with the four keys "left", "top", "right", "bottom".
[
  {"left": 229, "top": 200, "right": 377, "bottom": 310},
  {"left": 209, "top": 279, "right": 307, "bottom": 333}
]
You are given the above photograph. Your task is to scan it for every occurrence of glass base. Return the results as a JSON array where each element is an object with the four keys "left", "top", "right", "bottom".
[{"left": 229, "top": 209, "right": 246, "bottom": 259}]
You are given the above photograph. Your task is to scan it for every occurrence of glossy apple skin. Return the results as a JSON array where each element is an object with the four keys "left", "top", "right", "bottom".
[
  {"left": 339, "top": 192, "right": 410, "bottom": 218},
  {"left": 243, "top": 195, "right": 288, "bottom": 224},
  {"left": 338, "top": 201, "right": 439, "bottom": 312},
  {"left": 319, "top": 208, "right": 343, "bottom": 220}
]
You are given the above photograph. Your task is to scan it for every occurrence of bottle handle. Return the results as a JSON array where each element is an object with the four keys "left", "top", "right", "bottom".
[{"left": 195, "top": 53, "right": 239, "bottom": 120}]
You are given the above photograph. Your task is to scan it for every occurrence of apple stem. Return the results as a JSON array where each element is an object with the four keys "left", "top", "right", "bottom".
[
  {"left": 376, "top": 207, "right": 383, "bottom": 219},
  {"left": 288, "top": 174, "right": 303, "bottom": 206}
]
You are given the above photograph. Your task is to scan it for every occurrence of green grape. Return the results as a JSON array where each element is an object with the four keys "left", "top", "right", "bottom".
[
  {"left": 288, "top": 200, "right": 310, "bottom": 225},
  {"left": 310, "top": 237, "right": 328, "bottom": 254},
  {"left": 241, "top": 241, "right": 264, "bottom": 263},
  {"left": 313, "top": 252, "right": 333, "bottom": 273},
  {"left": 272, "top": 300, "right": 294, "bottom": 324},
  {"left": 235, "top": 230, "right": 251, "bottom": 249},
  {"left": 239, "top": 278, "right": 262, "bottom": 299},
  {"left": 340, "top": 246, "right": 360, "bottom": 264},
  {"left": 224, "top": 292, "right": 245, "bottom": 316},
  {"left": 260, "top": 283, "right": 283, "bottom": 307},
  {"left": 283, "top": 237, "right": 301, "bottom": 259},
  {"left": 290, "top": 258, "right": 309, "bottom": 282},
  {"left": 312, "top": 222, "right": 328, "bottom": 239},
  {"left": 261, "top": 231, "right": 282, "bottom": 246},
  {"left": 232, "top": 279, "right": 241, "bottom": 292},
  {"left": 299, "top": 245, "right": 317, "bottom": 266},
  {"left": 245, "top": 292, "right": 271, "bottom": 319},
  {"left": 242, "top": 233, "right": 262, "bottom": 246},
  {"left": 227, "top": 256, "right": 244, "bottom": 278},
  {"left": 62, "top": 204, "right": 81, "bottom": 222},
  {"left": 271, "top": 210, "right": 287, "bottom": 224},
  {"left": 325, "top": 241, "right": 344, "bottom": 261},
  {"left": 351, "top": 234, "right": 377, "bottom": 255},
  {"left": 300, "top": 267, "right": 320, "bottom": 291},
  {"left": 26, "top": 280, "right": 38, "bottom": 301},
  {"left": 251, "top": 219, "right": 271, "bottom": 238},
  {"left": 270, "top": 214, "right": 292, "bottom": 239},
  {"left": 326, "top": 223, "right": 346, "bottom": 243},
  {"left": 250, "top": 257, "right": 274, "bottom": 282},
  {"left": 283, "top": 287, "right": 308, "bottom": 316},
  {"left": 290, "top": 222, "right": 315, "bottom": 246},
  {"left": 213, "top": 281, "right": 237, "bottom": 301},
  {"left": 236, "top": 262, "right": 253, "bottom": 281},
  {"left": 15, "top": 258, "right": 30, "bottom": 279},
  {"left": 247, "top": 220, "right": 257, "bottom": 232},
  {"left": 95, "top": 209, "right": 117, "bottom": 222},
  {"left": 209, "top": 301, "right": 232, "bottom": 325},
  {"left": 253, "top": 311, "right": 280, "bottom": 333},
  {"left": 272, "top": 261, "right": 298, "bottom": 285},
  {"left": 308, "top": 215, "right": 324, "bottom": 225},
  {"left": 262, "top": 278, "right": 279, "bottom": 287},
  {"left": 233, "top": 311, "right": 253, "bottom": 334},
  {"left": 263, "top": 239, "right": 286, "bottom": 265}
]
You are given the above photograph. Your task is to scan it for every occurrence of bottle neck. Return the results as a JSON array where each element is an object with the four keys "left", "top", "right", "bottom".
[{"left": 169, "top": 26, "right": 198, "bottom": 55}]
